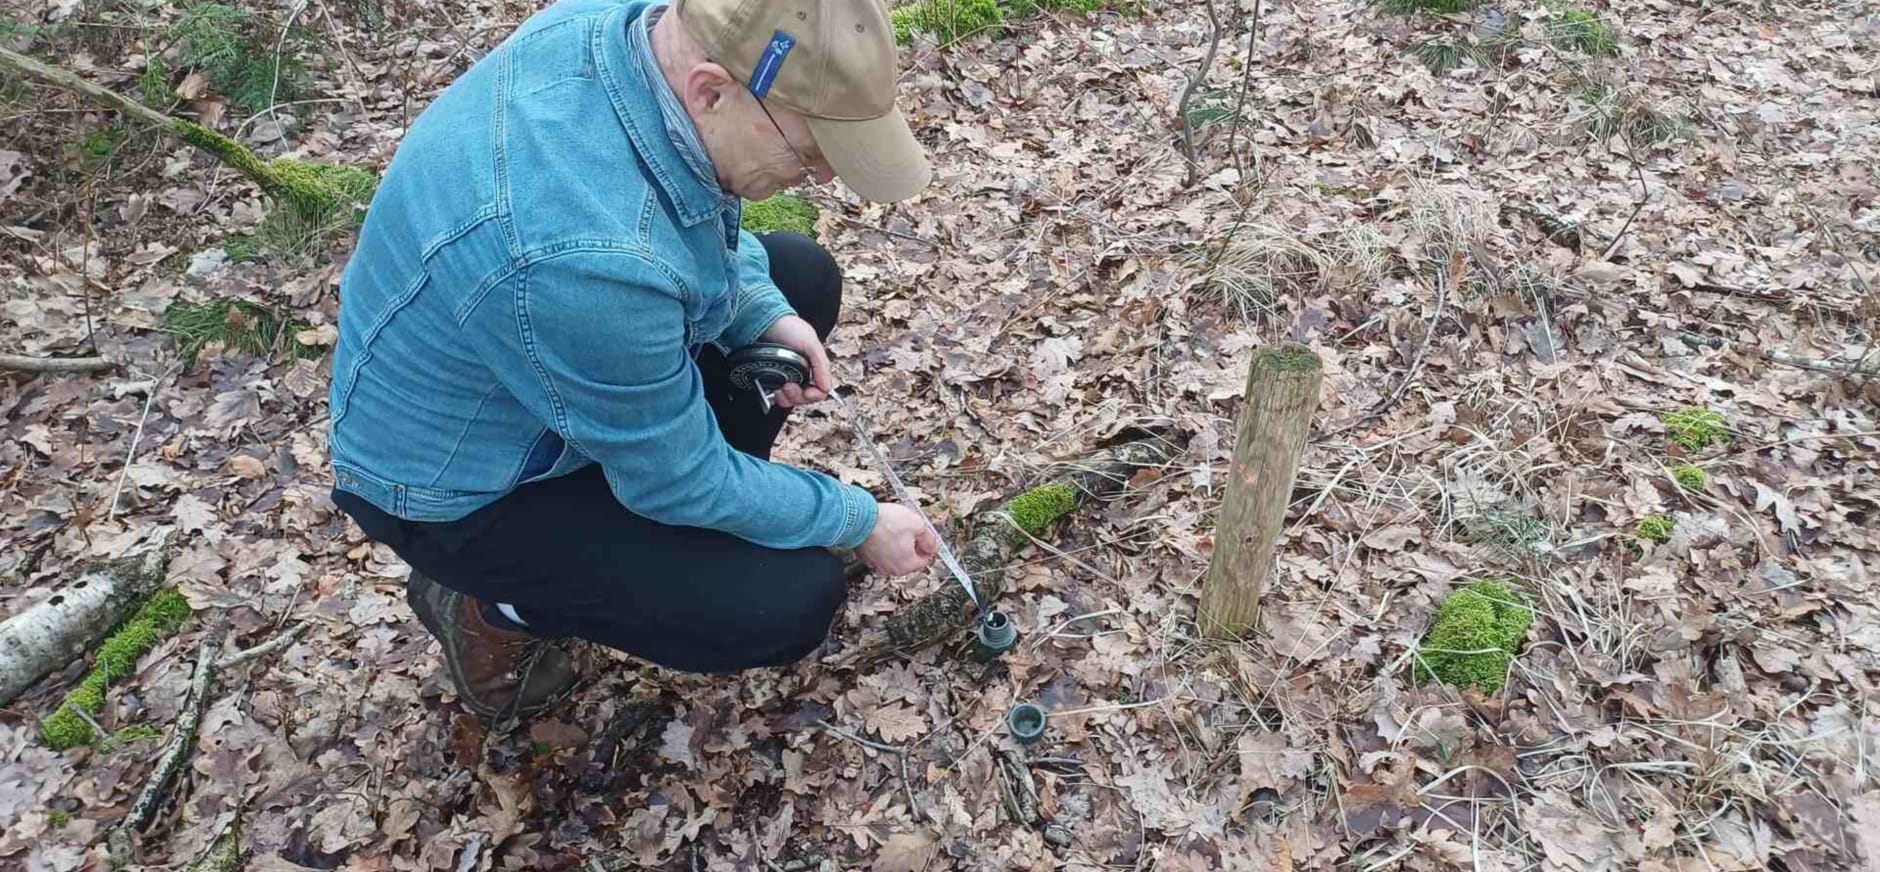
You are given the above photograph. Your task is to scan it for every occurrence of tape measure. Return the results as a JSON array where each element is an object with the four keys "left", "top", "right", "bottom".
[
  {"left": 725, "top": 342, "right": 987, "bottom": 614},
  {"left": 728, "top": 343, "right": 811, "bottom": 413}
]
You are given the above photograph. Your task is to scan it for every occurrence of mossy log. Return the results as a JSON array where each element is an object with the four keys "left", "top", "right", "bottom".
[
  {"left": 0, "top": 46, "right": 370, "bottom": 222},
  {"left": 864, "top": 438, "right": 1174, "bottom": 656},
  {"left": 0, "top": 537, "right": 172, "bottom": 708}
]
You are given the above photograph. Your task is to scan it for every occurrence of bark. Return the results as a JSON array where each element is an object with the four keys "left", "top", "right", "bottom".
[
  {"left": 0, "top": 353, "right": 114, "bottom": 374},
  {"left": 1200, "top": 345, "right": 1321, "bottom": 638},
  {"left": 863, "top": 438, "right": 1176, "bottom": 657},
  {"left": 0, "top": 539, "right": 170, "bottom": 707}
]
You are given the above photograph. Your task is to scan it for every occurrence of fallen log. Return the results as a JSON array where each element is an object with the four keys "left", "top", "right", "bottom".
[
  {"left": 859, "top": 437, "right": 1177, "bottom": 658},
  {"left": 0, "top": 353, "right": 114, "bottom": 374},
  {"left": 0, "top": 536, "right": 172, "bottom": 708}
]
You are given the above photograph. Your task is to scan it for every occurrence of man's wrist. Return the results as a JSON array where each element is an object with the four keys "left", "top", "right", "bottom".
[{"left": 833, "top": 485, "right": 878, "bottom": 549}]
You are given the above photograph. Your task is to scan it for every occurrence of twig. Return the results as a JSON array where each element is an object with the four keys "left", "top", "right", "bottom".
[
  {"left": 1338, "top": 252, "right": 1459, "bottom": 434},
  {"left": 107, "top": 367, "right": 173, "bottom": 520},
  {"left": 1222, "top": 0, "right": 1267, "bottom": 181},
  {"left": 114, "top": 636, "right": 218, "bottom": 868},
  {"left": 0, "top": 353, "right": 113, "bottom": 373},
  {"left": 1675, "top": 331, "right": 1879, "bottom": 377},
  {"left": 216, "top": 623, "right": 306, "bottom": 668},
  {"left": 817, "top": 720, "right": 920, "bottom": 820},
  {"left": 1174, "top": 0, "right": 1224, "bottom": 185},
  {"left": 1600, "top": 132, "right": 1650, "bottom": 262},
  {"left": 818, "top": 719, "right": 905, "bottom": 755}
]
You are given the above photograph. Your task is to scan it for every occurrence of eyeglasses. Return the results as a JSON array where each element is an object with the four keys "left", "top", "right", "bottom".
[{"left": 756, "top": 98, "right": 821, "bottom": 187}]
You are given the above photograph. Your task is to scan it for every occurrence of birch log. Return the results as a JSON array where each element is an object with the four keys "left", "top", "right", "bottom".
[{"left": 0, "top": 538, "right": 171, "bottom": 706}]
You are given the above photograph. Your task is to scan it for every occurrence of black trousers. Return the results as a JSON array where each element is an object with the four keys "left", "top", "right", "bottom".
[{"left": 332, "top": 232, "right": 849, "bottom": 674}]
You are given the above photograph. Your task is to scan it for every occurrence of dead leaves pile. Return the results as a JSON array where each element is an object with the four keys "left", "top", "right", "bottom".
[{"left": 2, "top": 0, "right": 1878, "bottom": 868}]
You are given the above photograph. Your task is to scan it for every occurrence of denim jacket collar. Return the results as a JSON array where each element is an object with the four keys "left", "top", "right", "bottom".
[{"left": 596, "top": 3, "right": 719, "bottom": 226}]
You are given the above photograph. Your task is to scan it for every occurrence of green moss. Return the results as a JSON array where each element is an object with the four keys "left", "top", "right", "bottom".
[
  {"left": 740, "top": 195, "right": 819, "bottom": 236},
  {"left": 1256, "top": 347, "right": 1321, "bottom": 373},
  {"left": 1549, "top": 8, "right": 1617, "bottom": 56},
  {"left": 1660, "top": 407, "right": 1729, "bottom": 451},
  {"left": 1634, "top": 514, "right": 1675, "bottom": 543},
  {"left": 1415, "top": 580, "right": 1532, "bottom": 693},
  {"left": 1672, "top": 464, "right": 1706, "bottom": 491},
  {"left": 41, "top": 589, "right": 191, "bottom": 750},
  {"left": 892, "top": 0, "right": 1004, "bottom": 45},
  {"left": 47, "top": 809, "right": 71, "bottom": 827},
  {"left": 1004, "top": 482, "right": 1078, "bottom": 541}
]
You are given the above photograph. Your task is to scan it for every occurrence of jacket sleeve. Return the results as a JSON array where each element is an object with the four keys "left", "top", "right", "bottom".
[
  {"left": 717, "top": 229, "right": 797, "bottom": 351},
  {"left": 462, "top": 248, "right": 876, "bottom": 549}
]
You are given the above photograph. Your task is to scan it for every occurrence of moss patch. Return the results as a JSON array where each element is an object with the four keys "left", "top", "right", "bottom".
[
  {"left": 1255, "top": 346, "right": 1322, "bottom": 373},
  {"left": 1634, "top": 514, "right": 1675, "bottom": 544},
  {"left": 171, "top": 120, "right": 377, "bottom": 234},
  {"left": 41, "top": 589, "right": 191, "bottom": 750},
  {"left": 1660, "top": 407, "right": 1729, "bottom": 451},
  {"left": 1004, "top": 482, "right": 1078, "bottom": 541},
  {"left": 1415, "top": 580, "right": 1532, "bottom": 693},
  {"left": 740, "top": 195, "right": 819, "bottom": 236},
  {"left": 1672, "top": 464, "right": 1706, "bottom": 491}
]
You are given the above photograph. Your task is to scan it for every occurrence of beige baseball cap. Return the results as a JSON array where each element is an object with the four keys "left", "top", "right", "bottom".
[{"left": 674, "top": 0, "right": 932, "bottom": 202}]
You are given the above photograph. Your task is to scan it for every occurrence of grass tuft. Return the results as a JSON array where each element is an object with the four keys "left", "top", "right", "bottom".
[
  {"left": 1548, "top": 7, "right": 1617, "bottom": 56},
  {"left": 159, "top": 298, "right": 319, "bottom": 362},
  {"left": 1672, "top": 464, "right": 1707, "bottom": 491},
  {"left": 41, "top": 589, "right": 191, "bottom": 750},
  {"left": 1381, "top": 0, "right": 1477, "bottom": 13},
  {"left": 1660, "top": 407, "right": 1729, "bottom": 451},
  {"left": 892, "top": 0, "right": 1004, "bottom": 45},
  {"left": 1415, "top": 579, "right": 1532, "bottom": 693},
  {"left": 741, "top": 195, "right": 819, "bottom": 236}
]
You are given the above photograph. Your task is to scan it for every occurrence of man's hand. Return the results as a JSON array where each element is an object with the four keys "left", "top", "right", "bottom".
[
  {"left": 858, "top": 503, "right": 940, "bottom": 576},
  {"left": 758, "top": 315, "right": 832, "bottom": 408}
]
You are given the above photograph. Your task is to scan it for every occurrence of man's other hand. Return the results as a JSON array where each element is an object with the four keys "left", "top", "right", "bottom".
[
  {"left": 758, "top": 316, "right": 832, "bottom": 408},
  {"left": 858, "top": 503, "right": 940, "bottom": 576}
]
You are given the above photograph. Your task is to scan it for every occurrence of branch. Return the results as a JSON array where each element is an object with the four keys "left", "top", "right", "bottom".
[
  {"left": 0, "top": 47, "right": 172, "bottom": 128},
  {"left": 0, "top": 353, "right": 113, "bottom": 374},
  {"left": 1174, "top": 0, "right": 1222, "bottom": 186},
  {"left": 1676, "top": 331, "right": 1879, "bottom": 377},
  {"left": 109, "top": 637, "right": 219, "bottom": 868}
]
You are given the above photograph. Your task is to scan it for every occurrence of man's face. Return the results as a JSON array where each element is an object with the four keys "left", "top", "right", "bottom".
[{"left": 680, "top": 63, "right": 837, "bottom": 201}]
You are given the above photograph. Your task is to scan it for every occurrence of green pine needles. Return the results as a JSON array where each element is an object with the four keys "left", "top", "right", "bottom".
[
  {"left": 168, "top": 3, "right": 311, "bottom": 113},
  {"left": 1416, "top": 580, "right": 1533, "bottom": 693}
]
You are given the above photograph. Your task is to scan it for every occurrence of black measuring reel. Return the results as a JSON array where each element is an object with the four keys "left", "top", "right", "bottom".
[{"left": 727, "top": 342, "right": 812, "bottom": 413}]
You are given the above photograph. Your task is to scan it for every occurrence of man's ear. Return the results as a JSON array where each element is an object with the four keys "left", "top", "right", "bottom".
[{"left": 682, "top": 62, "right": 739, "bottom": 115}]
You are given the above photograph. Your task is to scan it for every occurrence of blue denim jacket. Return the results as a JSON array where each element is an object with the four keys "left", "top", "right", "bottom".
[{"left": 328, "top": 0, "right": 877, "bottom": 549}]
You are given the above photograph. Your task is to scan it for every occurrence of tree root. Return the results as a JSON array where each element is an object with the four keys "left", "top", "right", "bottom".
[{"left": 856, "top": 437, "right": 1176, "bottom": 659}]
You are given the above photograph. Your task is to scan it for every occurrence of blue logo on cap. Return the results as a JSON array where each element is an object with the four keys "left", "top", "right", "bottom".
[{"left": 748, "top": 30, "right": 796, "bottom": 99}]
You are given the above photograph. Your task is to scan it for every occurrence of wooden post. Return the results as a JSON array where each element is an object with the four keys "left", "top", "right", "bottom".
[{"left": 1201, "top": 344, "right": 1322, "bottom": 639}]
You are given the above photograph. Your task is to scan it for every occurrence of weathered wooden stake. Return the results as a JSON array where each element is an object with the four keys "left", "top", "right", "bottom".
[{"left": 1200, "top": 344, "right": 1322, "bottom": 638}]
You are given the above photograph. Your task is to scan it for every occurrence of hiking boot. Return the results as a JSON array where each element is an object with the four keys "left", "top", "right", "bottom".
[{"left": 406, "top": 573, "right": 578, "bottom": 719}]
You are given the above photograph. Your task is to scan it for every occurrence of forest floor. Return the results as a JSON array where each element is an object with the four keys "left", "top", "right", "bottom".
[{"left": 2, "top": 0, "right": 1877, "bottom": 869}]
